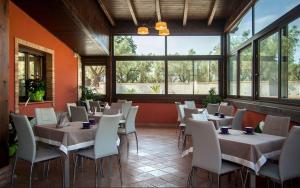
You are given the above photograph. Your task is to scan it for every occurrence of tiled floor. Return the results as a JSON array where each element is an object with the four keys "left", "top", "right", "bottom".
[{"left": 10, "top": 127, "right": 300, "bottom": 187}]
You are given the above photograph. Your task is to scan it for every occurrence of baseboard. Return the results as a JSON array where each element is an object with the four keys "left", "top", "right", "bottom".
[
  {"left": 0, "top": 165, "right": 11, "bottom": 188},
  {"left": 136, "top": 123, "right": 177, "bottom": 128}
]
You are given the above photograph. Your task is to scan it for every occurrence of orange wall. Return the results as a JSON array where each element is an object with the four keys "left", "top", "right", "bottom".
[{"left": 9, "top": 2, "right": 78, "bottom": 116}]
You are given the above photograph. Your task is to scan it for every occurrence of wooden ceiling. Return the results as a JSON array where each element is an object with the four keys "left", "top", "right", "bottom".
[{"left": 101, "top": 0, "right": 241, "bottom": 26}]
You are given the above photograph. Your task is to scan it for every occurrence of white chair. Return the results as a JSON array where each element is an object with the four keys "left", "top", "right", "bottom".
[
  {"left": 254, "top": 126, "right": 300, "bottom": 188},
  {"left": 206, "top": 103, "right": 220, "bottom": 114},
  {"left": 182, "top": 108, "right": 199, "bottom": 150},
  {"left": 263, "top": 115, "right": 290, "bottom": 137},
  {"left": 118, "top": 106, "right": 139, "bottom": 154},
  {"left": 117, "top": 99, "right": 127, "bottom": 103},
  {"left": 177, "top": 104, "right": 186, "bottom": 147},
  {"left": 70, "top": 106, "right": 89, "bottom": 122},
  {"left": 231, "top": 109, "right": 246, "bottom": 130},
  {"left": 121, "top": 102, "right": 132, "bottom": 120},
  {"left": 103, "top": 106, "right": 121, "bottom": 115},
  {"left": 220, "top": 102, "right": 228, "bottom": 106},
  {"left": 85, "top": 99, "right": 92, "bottom": 112},
  {"left": 35, "top": 108, "right": 57, "bottom": 125},
  {"left": 174, "top": 102, "right": 182, "bottom": 123},
  {"left": 67, "top": 103, "right": 76, "bottom": 116},
  {"left": 187, "top": 119, "right": 242, "bottom": 188},
  {"left": 73, "top": 114, "right": 122, "bottom": 187},
  {"left": 184, "top": 101, "right": 196, "bottom": 109},
  {"left": 218, "top": 105, "right": 234, "bottom": 116},
  {"left": 192, "top": 113, "right": 208, "bottom": 121},
  {"left": 11, "top": 114, "right": 63, "bottom": 188},
  {"left": 89, "top": 101, "right": 101, "bottom": 112}
]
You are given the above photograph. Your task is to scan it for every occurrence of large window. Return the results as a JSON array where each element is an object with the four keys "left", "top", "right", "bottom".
[
  {"left": 114, "top": 36, "right": 165, "bottom": 56},
  {"left": 281, "top": 18, "right": 300, "bottom": 99},
  {"left": 167, "top": 36, "right": 221, "bottom": 55},
  {"left": 240, "top": 46, "right": 253, "bottom": 96},
  {"left": 229, "top": 9, "right": 252, "bottom": 52},
  {"left": 116, "top": 61, "right": 165, "bottom": 94},
  {"left": 259, "top": 33, "right": 279, "bottom": 98},
  {"left": 254, "top": 0, "right": 300, "bottom": 33},
  {"left": 227, "top": 55, "right": 237, "bottom": 96},
  {"left": 84, "top": 65, "right": 106, "bottom": 94},
  {"left": 168, "top": 60, "right": 219, "bottom": 94}
]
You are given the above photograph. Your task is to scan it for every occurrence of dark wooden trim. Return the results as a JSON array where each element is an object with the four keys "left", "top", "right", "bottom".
[
  {"left": 183, "top": 0, "right": 189, "bottom": 26},
  {"left": 224, "top": 0, "right": 255, "bottom": 32},
  {"left": 125, "top": 0, "right": 138, "bottom": 26},
  {"left": 225, "top": 98, "right": 300, "bottom": 123},
  {"left": 0, "top": 0, "right": 9, "bottom": 168},
  {"left": 208, "top": 0, "right": 218, "bottom": 26},
  {"left": 96, "top": 0, "right": 116, "bottom": 26}
]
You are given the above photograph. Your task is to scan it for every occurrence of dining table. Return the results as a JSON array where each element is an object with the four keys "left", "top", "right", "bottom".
[
  {"left": 207, "top": 114, "right": 234, "bottom": 128},
  {"left": 182, "top": 129, "right": 286, "bottom": 188},
  {"left": 34, "top": 122, "right": 98, "bottom": 188}
]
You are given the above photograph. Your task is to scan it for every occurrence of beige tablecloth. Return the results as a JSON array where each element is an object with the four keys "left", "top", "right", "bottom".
[
  {"left": 183, "top": 130, "right": 285, "bottom": 173},
  {"left": 34, "top": 122, "right": 97, "bottom": 154},
  {"left": 208, "top": 114, "right": 234, "bottom": 128}
]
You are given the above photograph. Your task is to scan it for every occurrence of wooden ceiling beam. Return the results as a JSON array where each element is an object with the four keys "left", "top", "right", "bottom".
[
  {"left": 208, "top": 0, "right": 218, "bottom": 26},
  {"left": 156, "top": 0, "right": 161, "bottom": 21},
  {"left": 125, "top": 0, "right": 138, "bottom": 26},
  {"left": 183, "top": 0, "right": 189, "bottom": 26},
  {"left": 96, "top": 0, "right": 116, "bottom": 26},
  {"left": 224, "top": 0, "right": 256, "bottom": 32}
]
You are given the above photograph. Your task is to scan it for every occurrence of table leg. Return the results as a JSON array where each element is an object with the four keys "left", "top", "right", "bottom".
[
  {"left": 250, "top": 173, "right": 256, "bottom": 188},
  {"left": 64, "top": 155, "right": 70, "bottom": 188}
]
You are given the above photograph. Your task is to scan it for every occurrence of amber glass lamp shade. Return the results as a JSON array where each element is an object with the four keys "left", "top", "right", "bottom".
[
  {"left": 137, "top": 27, "right": 149, "bottom": 35},
  {"left": 155, "top": 21, "right": 167, "bottom": 31},
  {"left": 158, "top": 28, "right": 170, "bottom": 36}
]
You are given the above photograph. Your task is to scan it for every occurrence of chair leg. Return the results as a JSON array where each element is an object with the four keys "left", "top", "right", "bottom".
[
  {"left": 217, "top": 175, "right": 220, "bottom": 188},
  {"left": 239, "top": 170, "right": 244, "bottom": 188},
  {"left": 73, "top": 155, "right": 78, "bottom": 186},
  {"left": 11, "top": 157, "right": 17, "bottom": 184},
  {"left": 187, "top": 167, "right": 194, "bottom": 187},
  {"left": 182, "top": 135, "right": 187, "bottom": 151},
  {"left": 134, "top": 131, "right": 138, "bottom": 154},
  {"left": 60, "top": 157, "right": 64, "bottom": 188},
  {"left": 99, "top": 159, "right": 104, "bottom": 177},
  {"left": 117, "top": 154, "right": 123, "bottom": 186},
  {"left": 46, "top": 161, "right": 50, "bottom": 178},
  {"left": 125, "top": 135, "right": 129, "bottom": 157},
  {"left": 29, "top": 163, "right": 34, "bottom": 188},
  {"left": 177, "top": 130, "right": 181, "bottom": 148},
  {"left": 95, "top": 160, "right": 98, "bottom": 187}
]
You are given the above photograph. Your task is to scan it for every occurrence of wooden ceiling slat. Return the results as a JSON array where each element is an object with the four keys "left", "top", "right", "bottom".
[
  {"left": 125, "top": 0, "right": 138, "bottom": 25},
  {"left": 183, "top": 0, "right": 189, "bottom": 26},
  {"left": 156, "top": 0, "right": 161, "bottom": 21},
  {"left": 96, "top": 0, "right": 116, "bottom": 26},
  {"left": 208, "top": 0, "right": 218, "bottom": 26}
]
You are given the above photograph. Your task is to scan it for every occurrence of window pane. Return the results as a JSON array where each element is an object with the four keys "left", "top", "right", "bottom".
[
  {"left": 18, "top": 52, "right": 26, "bottom": 97},
  {"left": 114, "top": 36, "right": 165, "bottom": 56},
  {"left": 259, "top": 33, "right": 279, "bottom": 98},
  {"left": 255, "top": 0, "right": 300, "bottom": 33},
  {"left": 194, "top": 60, "right": 219, "bottom": 94},
  {"left": 168, "top": 61, "right": 193, "bottom": 94},
  {"left": 85, "top": 65, "right": 106, "bottom": 94},
  {"left": 167, "top": 36, "right": 221, "bottom": 55},
  {"left": 116, "top": 61, "right": 165, "bottom": 94},
  {"left": 281, "top": 18, "right": 300, "bottom": 99},
  {"left": 240, "top": 46, "right": 253, "bottom": 96},
  {"left": 229, "top": 9, "right": 252, "bottom": 52},
  {"left": 228, "top": 55, "right": 237, "bottom": 95}
]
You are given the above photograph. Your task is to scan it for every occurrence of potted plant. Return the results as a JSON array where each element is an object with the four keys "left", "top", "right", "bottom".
[
  {"left": 25, "top": 79, "right": 46, "bottom": 102},
  {"left": 202, "top": 88, "right": 222, "bottom": 107},
  {"left": 80, "top": 86, "right": 104, "bottom": 101}
]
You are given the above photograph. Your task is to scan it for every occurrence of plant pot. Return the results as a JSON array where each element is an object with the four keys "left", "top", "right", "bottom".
[{"left": 29, "top": 90, "right": 45, "bottom": 102}]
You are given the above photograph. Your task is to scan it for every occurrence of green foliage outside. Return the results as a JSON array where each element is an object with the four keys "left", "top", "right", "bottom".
[{"left": 80, "top": 86, "right": 104, "bottom": 101}]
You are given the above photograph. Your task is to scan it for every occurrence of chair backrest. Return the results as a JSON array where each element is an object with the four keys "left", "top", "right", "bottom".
[
  {"left": 192, "top": 113, "right": 208, "bottom": 121},
  {"left": 117, "top": 99, "right": 127, "bottom": 103},
  {"left": 89, "top": 101, "right": 101, "bottom": 112},
  {"left": 220, "top": 102, "right": 228, "bottom": 106},
  {"left": 35, "top": 108, "right": 58, "bottom": 125},
  {"left": 189, "top": 119, "right": 222, "bottom": 174},
  {"left": 103, "top": 106, "right": 121, "bottom": 115},
  {"left": 174, "top": 102, "right": 181, "bottom": 122},
  {"left": 85, "top": 99, "right": 92, "bottom": 112},
  {"left": 218, "top": 105, "right": 234, "bottom": 116},
  {"left": 12, "top": 114, "right": 36, "bottom": 163},
  {"left": 122, "top": 102, "right": 132, "bottom": 119},
  {"left": 184, "top": 108, "right": 199, "bottom": 135},
  {"left": 263, "top": 115, "right": 290, "bottom": 137},
  {"left": 70, "top": 106, "right": 89, "bottom": 122},
  {"left": 231, "top": 109, "right": 246, "bottom": 130},
  {"left": 125, "top": 106, "right": 138, "bottom": 133},
  {"left": 67, "top": 103, "right": 77, "bottom": 116},
  {"left": 279, "top": 126, "right": 300, "bottom": 182},
  {"left": 111, "top": 102, "right": 122, "bottom": 111},
  {"left": 184, "top": 101, "right": 196, "bottom": 109},
  {"left": 206, "top": 103, "right": 220, "bottom": 114},
  {"left": 94, "top": 114, "right": 122, "bottom": 158},
  {"left": 178, "top": 104, "right": 186, "bottom": 123}
]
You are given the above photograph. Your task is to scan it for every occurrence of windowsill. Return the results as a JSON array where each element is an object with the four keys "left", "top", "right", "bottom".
[{"left": 19, "top": 101, "right": 53, "bottom": 105}]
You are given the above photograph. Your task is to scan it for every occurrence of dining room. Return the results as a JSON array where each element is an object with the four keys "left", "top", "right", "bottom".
[{"left": 0, "top": 0, "right": 300, "bottom": 187}]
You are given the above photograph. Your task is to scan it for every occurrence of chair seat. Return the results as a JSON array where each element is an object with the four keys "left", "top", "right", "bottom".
[
  {"left": 35, "top": 146, "right": 62, "bottom": 163},
  {"left": 119, "top": 119, "right": 126, "bottom": 124},
  {"left": 77, "top": 148, "right": 96, "bottom": 159},
  {"left": 258, "top": 162, "right": 280, "bottom": 181},
  {"left": 220, "top": 161, "right": 241, "bottom": 175}
]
